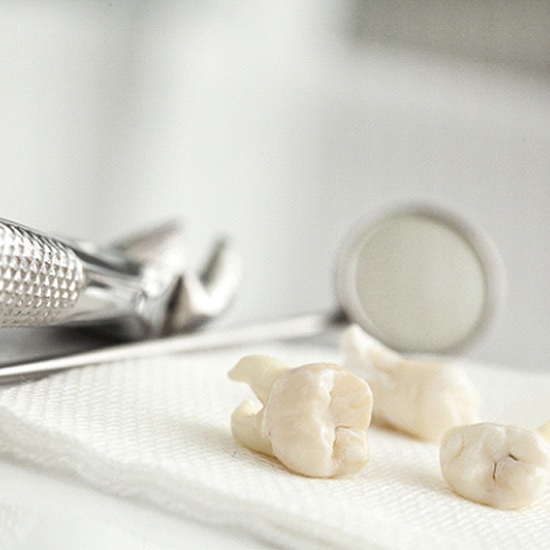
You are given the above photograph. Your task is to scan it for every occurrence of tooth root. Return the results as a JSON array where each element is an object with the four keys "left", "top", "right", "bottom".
[
  {"left": 341, "top": 324, "right": 401, "bottom": 375},
  {"left": 228, "top": 355, "right": 289, "bottom": 404},
  {"left": 536, "top": 421, "right": 550, "bottom": 444},
  {"left": 341, "top": 324, "right": 480, "bottom": 442},
  {"left": 339, "top": 325, "right": 375, "bottom": 374},
  {"left": 230, "top": 400, "right": 273, "bottom": 456}
]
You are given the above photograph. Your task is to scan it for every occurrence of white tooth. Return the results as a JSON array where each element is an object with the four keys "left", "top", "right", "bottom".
[
  {"left": 440, "top": 422, "right": 550, "bottom": 510},
  {"left": 340, "top": 324, "right": 480, "bottom": 442},
  {"left": 229, "top": 356, "right": 373, "bottom": 478}
]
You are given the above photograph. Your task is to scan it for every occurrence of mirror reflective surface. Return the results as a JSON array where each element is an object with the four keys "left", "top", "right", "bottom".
[{"left": 337, "top": 207, "right": 500, "bottom": 354}]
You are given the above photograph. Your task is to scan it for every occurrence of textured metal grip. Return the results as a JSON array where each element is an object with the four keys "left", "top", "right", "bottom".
[{"left": 0, "top": 221, "right": 84, "bottom": 326}]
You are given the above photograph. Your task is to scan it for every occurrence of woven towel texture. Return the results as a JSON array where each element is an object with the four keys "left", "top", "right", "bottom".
[{"left": 0, "top": 344, "right": 548, "bottom": 550}]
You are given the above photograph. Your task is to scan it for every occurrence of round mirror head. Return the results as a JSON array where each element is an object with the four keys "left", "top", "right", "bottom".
[{"left": 337, "top": 206, "right": 501, "bottom": 354}]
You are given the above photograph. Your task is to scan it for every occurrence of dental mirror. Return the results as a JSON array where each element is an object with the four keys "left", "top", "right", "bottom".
[
  {"left": 336, "top": 206, "right": 499, "bottom": 353},
  {"left": 0, "top": 204, "right": 501, "bottom": 382}
]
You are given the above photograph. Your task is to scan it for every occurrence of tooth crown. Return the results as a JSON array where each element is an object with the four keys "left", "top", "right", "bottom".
[
  {"left": 265, "top": 364, "right": 373, "bottom": 478},
  {"left": 440, "top": 422, "right": 550, "bottom": 510},
  {"left": 229, "top": 356, "right": 373, "bottom": 478}
]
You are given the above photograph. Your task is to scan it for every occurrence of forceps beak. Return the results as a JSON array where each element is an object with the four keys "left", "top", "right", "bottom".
[
  {"left": 163, "top": 238, "right": 242, "bottom": 334},
  {"left": 113, "top": 222, "right": 241, "bottom": 334},
  {"left": 105, "top": 220, "right": 242, "bottom": 336}
]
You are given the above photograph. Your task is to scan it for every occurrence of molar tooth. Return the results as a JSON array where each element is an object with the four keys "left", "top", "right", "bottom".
[
  {"left": 229, "top": 357, "right": 373, "bottom": 478},
  {"left": 440, "top": 422, "right": 550, "bottom": 510}
]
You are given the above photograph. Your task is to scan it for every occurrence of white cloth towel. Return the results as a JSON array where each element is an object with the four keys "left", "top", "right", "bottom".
[{"left": 0, "top": 343, "right": 548, "bottom": 550}]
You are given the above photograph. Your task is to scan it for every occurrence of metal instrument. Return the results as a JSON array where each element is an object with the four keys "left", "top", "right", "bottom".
[{"left": 0, "top": 205, "right": 502, "bottom": 383}]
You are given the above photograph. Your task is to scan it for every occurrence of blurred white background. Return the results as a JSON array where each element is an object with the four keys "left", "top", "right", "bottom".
[{"left": 1, "top": 0, "right": 550, "bottom": 369}]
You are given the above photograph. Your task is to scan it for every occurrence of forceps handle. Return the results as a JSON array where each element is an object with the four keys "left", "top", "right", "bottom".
[
  {"left": 0, "top": 218, "right": 177, "bottom": 338},
  {"left": 0, "top": 312, "right": 341, "bottom": 383}
]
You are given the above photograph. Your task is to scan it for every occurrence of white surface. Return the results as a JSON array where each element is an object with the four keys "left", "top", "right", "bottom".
[
  {"left": 0, "top": 342, "right": 548, "bottom": 549},
  {"left": 0, "top": 459, "right": 274, "bottom": 550}
]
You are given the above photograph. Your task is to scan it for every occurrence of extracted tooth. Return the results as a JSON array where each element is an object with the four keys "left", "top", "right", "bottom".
[
  {"left": 229, "top": 356, "right": 373, "bottom": 478},
  {"left": 340, "top": 324, "right": 480, "bottom": 442},
  {"left": 536, "top": 421, "right": 550, "bottom": 444},
  {"left": 440, "top": 423, "right": 550, "bottom": 510}
]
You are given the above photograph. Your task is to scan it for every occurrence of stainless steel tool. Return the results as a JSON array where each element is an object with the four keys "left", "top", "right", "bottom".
[
  {"left": 0, "top": 204, "right": 503, "bottom": 384},
  {"left": 0, "top": 218, "right": 241, "bottom": 340}
]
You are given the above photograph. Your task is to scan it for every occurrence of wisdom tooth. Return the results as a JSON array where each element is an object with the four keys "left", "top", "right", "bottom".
[
  {"left": 440, "top": 422, "right": 550, "bottom": 510},
  {"left": 229, "top": 355, "right": 373, "bottom": 478},
  {"left": 340, "top": 324, "right": 480, "bottom": 442}
]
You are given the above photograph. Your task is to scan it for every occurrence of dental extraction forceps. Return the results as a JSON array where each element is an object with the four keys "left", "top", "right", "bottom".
[{"left": 0, "top": 217, "right": 244, "bottom": 380}]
